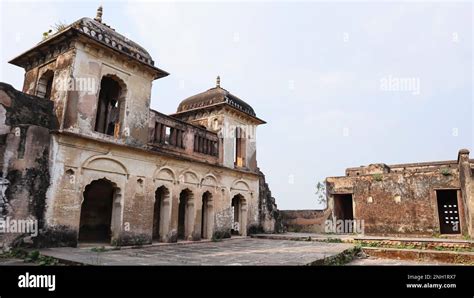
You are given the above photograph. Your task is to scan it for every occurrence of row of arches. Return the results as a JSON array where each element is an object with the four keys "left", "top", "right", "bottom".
[
  {"left": 77, "top": 178, "right": 248, "bottom": 244},
  {"left": 80, "top": 154, "right": 251, "bottom": 193}
]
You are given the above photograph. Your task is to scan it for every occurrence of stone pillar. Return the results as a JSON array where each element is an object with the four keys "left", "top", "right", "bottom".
[
  {"left": 206, "top": 200, "right": 215, "bottom": 239},
  {"left": 111, "top": 190, "right": 123, "bottom": 242},
  {"left": 160, "top": 194, "right": 172, "bottom": 242},
  {"left": 458, "top": 149, "right": 473, "bottom": 237},
  {"left": 186, "top": 200, "right": 195, "bottom": 241},
  {"left": 168, "top": 192, "right": 179, "bottom": 242},
  {"left": 240, "top": 202, "right": 248, "bottom": 236},
  {"left": 160, "top": 124, "right": 166, "bottom": 144},
  {"left": 193, "top": 196, "right": 203, "bottom": 240}
]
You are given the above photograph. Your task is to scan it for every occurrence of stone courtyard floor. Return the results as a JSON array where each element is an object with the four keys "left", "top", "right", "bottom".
[{"left": 38, "top": 238, "right": 354, "bottom": 266}]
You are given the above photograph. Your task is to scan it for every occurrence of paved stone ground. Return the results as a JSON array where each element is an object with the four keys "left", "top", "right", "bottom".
[
  {"left": 252, "top": 233, "right": 474, "bottom": 244},
  {"left": 39, "top": 238, "right": 354, "bottom": 266}
]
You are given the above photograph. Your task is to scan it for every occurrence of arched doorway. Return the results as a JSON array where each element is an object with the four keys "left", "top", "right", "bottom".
[
  {"left": 79, "top": 179, "right": 116, "bottom": 243},
  {"left": 94, "top": 75, "right": 126, "bottom": 136},
  {"left": 201, "top": 191, "right": 213, "bottom": 239},
  {"left": 178, "top": 189, "right": 194, "bottom": 240},
  {"left": 231, "top": 194, "right": 247, "bottom": 236},
  {"left": 36, "top": 70, "right": 54, "bottom": 99},
  {"left": 153, "top": 186, "right": 171, "bottom": 242}
]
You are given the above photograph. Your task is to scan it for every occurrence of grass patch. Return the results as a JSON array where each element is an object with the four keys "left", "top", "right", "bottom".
[
  {"left": 90, "top": 246, "right": 107, "bottom": 253},
  {"left": 311, "top": 246, "right": 361, "bottom": 266},
  {"left": 372, "top": 174, "right": 383, "bottom": 182},
  {"left": 0, "top": 248, "right": 59, "bottom": 266},
  {"left": 357, "top": 241, "right": 474, "bottom": 253}
]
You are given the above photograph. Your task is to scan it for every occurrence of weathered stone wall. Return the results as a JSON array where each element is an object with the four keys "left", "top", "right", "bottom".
[
  {"left": 257, "top": 170, "right": 283, "bottom": 233},
  {"left": 59, "top": 37, "right": 156, "bottom": 146},
  {"left": 458, "top": 150, "right": 474, "bottom": 237},
  {"left": 280, "top": 209, "right": 331, "bottom": 233},
  {"left": 327, "top": 155, "right": 472, "bottom": 237},
  {"left": 0, "top": 82, "right": 57, "bottom": 248},
  {"left": 173, "top": 106, "right": 260, "bottom": 172},
  {"left": 44, "top": 132, "right": 261, "bottom": 246},
  {"left": 22, "top": 49, "right": 76, "bottom": 126}
]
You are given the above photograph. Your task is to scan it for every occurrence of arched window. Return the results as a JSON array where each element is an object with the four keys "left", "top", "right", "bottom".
[
  {"left": 36, "top": 70, "right": 54, "bottom": 99},
  {"left": 234, "top": 127, "right": 246, "bottom": 167},
  {"left": 94, "top": 76, "right": 125, "bottom": 136}
]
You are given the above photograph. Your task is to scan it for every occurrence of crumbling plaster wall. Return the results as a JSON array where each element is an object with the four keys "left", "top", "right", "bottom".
[
  {"left": 0, "top": 83, "right": 56, "bottom": 247},
  {"left": 45, "top": 133, "right": 261, "bottom": 246},
  {"left": 327, "top": 165, "right": 464, "bottom": 236},
  {"left": 62, "top": 39, "right": 155, "bottom": 146},
  {"left": 220, "top": 111, "right": 257, "bottom": 171},
  {"left": 258, "top": 170, "right": 283, "bottom": 233},
  {"left": 175, "top": 108, "right": 258, "bottom": 171},
  {"left": 21, "top": 49, "right": 76, "bottom": 126}
]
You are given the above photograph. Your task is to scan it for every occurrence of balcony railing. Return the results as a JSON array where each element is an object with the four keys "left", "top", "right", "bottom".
[{"left": 149, "top": 110, "right": 219, "bottom": 161}]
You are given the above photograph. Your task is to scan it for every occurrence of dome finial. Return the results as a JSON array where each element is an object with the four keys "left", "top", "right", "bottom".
[
  {"left": 95, "top": 5, "right": 103, "bottom": 23},
  {"left": 216, "top": 75, "right": 221, "bottom": 88}
]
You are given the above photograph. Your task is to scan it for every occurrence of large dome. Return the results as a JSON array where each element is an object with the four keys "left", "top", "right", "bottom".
[{"left": 177, "top": 83, "right": 256, "bottom": 117}]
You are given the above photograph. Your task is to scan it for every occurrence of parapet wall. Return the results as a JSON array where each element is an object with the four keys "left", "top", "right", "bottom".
[{"left": 327, "top": 149, "right": 474, "bottom": 238}]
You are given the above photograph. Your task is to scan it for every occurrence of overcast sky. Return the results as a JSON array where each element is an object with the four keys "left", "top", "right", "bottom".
[{"left": 0, "top": 0, "right": 472, "bottom": 209}]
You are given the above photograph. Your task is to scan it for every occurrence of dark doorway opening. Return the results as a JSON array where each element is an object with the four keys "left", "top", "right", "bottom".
[
  {"left": 334, "top": 194, "right": 353, "bottom": 221},
  {"left": 153, "top": 186, "right": 168, "bottom": 241},
  {"left": 79, "top": 179, "right": 114, "bottom": 243},
  {"left": 333, "top": 194, "right": 353, "bottom": 233},
  {"left": 231, "top": 195, "right": 244, "bottom": 235},
  {"left": 95, "top": 76, "right": 122, "bottom": 136},
  {"left": 178, "top": 189, "right": 192, "bottom": 240},
  {"left": 436, "top": 190, "right": 460, "bottom": 234},
  {"left": 36, "top": 70, "right": 54, "bottom": 99}
]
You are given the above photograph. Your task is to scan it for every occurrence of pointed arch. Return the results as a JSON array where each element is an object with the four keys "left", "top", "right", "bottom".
[
  {"left": 79, "top": 177, "right": 122, "bottom": 244},
  {"left": 231, "top": 193, "right": 248, "bottom": 236},
  {"left": 94, "top": 74, "right": 127, "bottom": 136},
  {"left": 178, "top": 188, "right": 196, "bottom": 240},
  {"left": 153, "top": 185, "right": 172, "bottom": 242},
  {"left": 36, "top": 69, "right": 55, "bottom": 99}
]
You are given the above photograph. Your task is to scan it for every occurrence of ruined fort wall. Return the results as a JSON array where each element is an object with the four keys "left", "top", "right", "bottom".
[
  {"left": 327, "top": 164, "right": 464, "bottom": 236},
  {"left": 0, "top": 83, "right": 57, "bottom": 247}
]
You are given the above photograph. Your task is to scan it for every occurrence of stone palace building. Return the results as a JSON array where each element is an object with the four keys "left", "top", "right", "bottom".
[{"left": 0, "top": 7, "right": 280, "bottom": 248}]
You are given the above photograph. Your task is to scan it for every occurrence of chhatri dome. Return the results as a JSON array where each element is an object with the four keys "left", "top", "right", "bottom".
[
  {"left": 176, "top": 76, "right": 260, "bottom": 120},
  {"left": 10, "top": 6, "right": 168, "bottom": 79}
]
